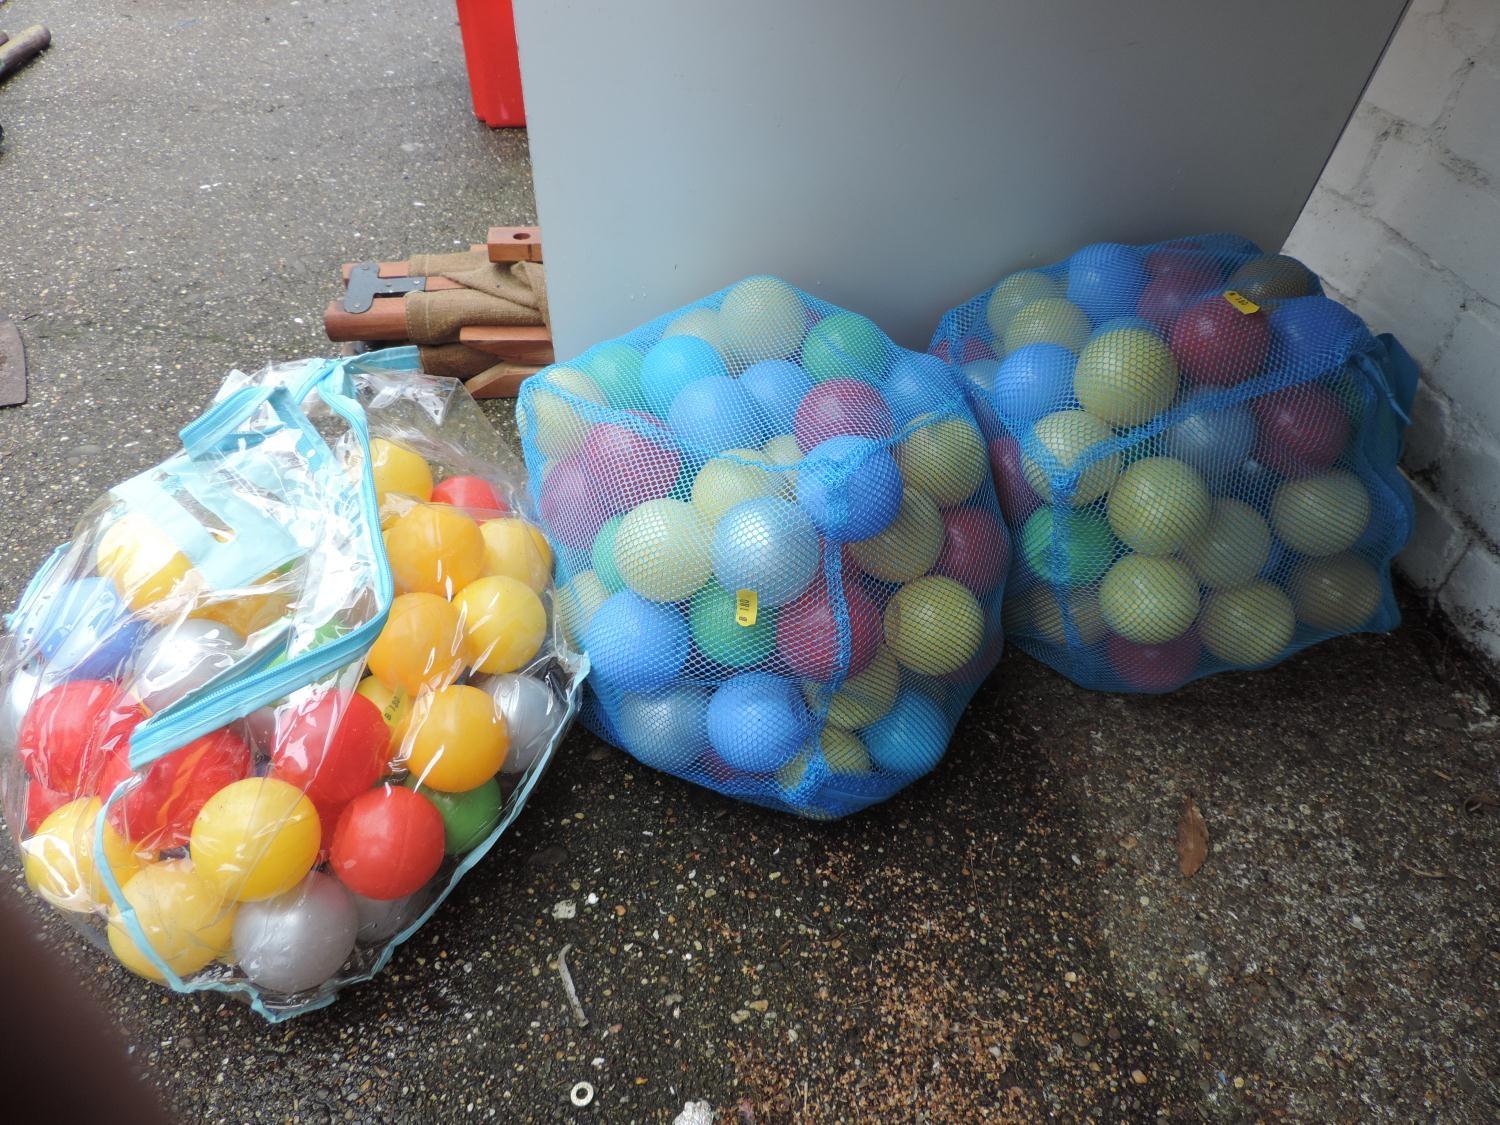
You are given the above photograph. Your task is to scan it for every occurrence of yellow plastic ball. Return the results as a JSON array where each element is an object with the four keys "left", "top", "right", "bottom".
[
  {"left": 107, "top": 860, "right": 236, "bottom": 983},
  {"left": 662, "top": 307, "right": 724, "bottom": 350},
  {"left": 368, "top": 592, "right": 465, "bottom": 695},
  {"left": 1271, "top": 471, "right": 1372, "bottom": 557},
  {"left": 986, "top": 271, "right": 1061, "bottom": 339},
  {"left": 1003, "top": 297, "right": 1090, "bottom": 354},
  {"left": 614, "top": 499, "right": 712, "bottom": 602},
  {"left": 1004, "top": 586, "right": 1107, "bottom": 649},
  {"left": 1074, "top": 328, "right": 1180, "bottom": 427},
  {"left": 96, "top": 513, "right": 197, "bottom": 612},
  {"left": 1099, "top": 555, "right": 1200, "bottom": 645},
  {"left": 805, "top": 645, "right": 900, "bottom": 729},
  {"left": 1022, "top": 410, "right": 1121, "bottom": 506},
  {"left": 453, "top": 575, "right": 547, "bottom": 674},
  {"left": 1106, "top": 457, "right": 1211, "bottom": 557},
  {"left": 776, "top": 726, "right": 873, "bottom": 789},
  {"left": 189, "top": 778, "right": 321, "bottom": 903},
  {"left": 480, "top": 518, "right": 553, "bottom": 593},
  {"left": 370, "top": 438, "right": 434, "bottom": 506},
  {"left": 1291, "top": 555, "right": 1382, "bottom": 632},
  {"left": 357, "top": 675, "right": 413, "bottom": 749},
  {"left": 1183, "top": 499, "right": 1271, "bottom": 589},
  {"left": 556, "top": 570, "right": 609, "bottom": 648},
  {"left": 404, "top": 684, "right": 509, "bottom": 792},
  {"left": 23, "top": 798, "right": 145, "bottom": 914},
  {"left": 384, "top": 503, "right": 486, "bottom": 597},
  {"left": 849, "top": 488, "right": 943, "bottom": 582},
  {"left": 898, "top": 416, "right": 987, "bottom": 507},
  {"left": 191, "top": 573, "right": 292, "bottom": 637},
  {"left": 1201, "top": 581, "right": 1295, "bottom": 667},
  {"left": 692, "top": 456, "right": 778, "bottom": 525},
  {"left": 528, "top": 367, "right": 606, "bottom": 458},
  {"left": 884, "top": 576, "right": 983, "bottom": 676}
]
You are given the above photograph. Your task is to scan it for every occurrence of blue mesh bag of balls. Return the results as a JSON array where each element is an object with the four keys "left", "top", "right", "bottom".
[
  {"left": 0, "top": 351, "right": 585, "bottom": 1020},
  {"left": 517, "top": 277, "right": 1008, "bottom": 817},
  {"left": 929, "top": 235, "right": 1416, "bottom": 692}
]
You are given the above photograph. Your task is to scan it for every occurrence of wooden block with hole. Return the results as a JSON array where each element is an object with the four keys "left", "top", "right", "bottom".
[
  {"left": 466, "top": 362, "right": 543, "bottom": 399},
  {"left": 487, "top": 226, "right": 543, "bottom": 263}
]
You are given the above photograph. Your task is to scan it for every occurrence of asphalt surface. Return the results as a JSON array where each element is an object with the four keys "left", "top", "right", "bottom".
[{"left": 1, "top": 3, "right": 1498, "bottom": 1122}]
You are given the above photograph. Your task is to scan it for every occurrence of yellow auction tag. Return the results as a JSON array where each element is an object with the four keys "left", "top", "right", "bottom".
[
  {"left": 1222, "top": 289, "right": 1261, "bottom": 314},
  {"left": 735, "top": 589, "right": 759, "bottom": 627}
]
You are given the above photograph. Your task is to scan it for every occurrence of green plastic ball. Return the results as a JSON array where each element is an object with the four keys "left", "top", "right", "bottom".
[
  {"left": 406, "top": 775, "right": 502, "bottom": 854},
  {"left": 591, "top": 514, "right": 626, "bottom": 592},
  {"left": 802, "top": 311, "right": 887, "bottom": 383},
  {"left": 1020, "top": 508, "right": 1118, "bottom": 586},
  {"left": 690, "top": 581, "right": 777, "bottom": 668}
]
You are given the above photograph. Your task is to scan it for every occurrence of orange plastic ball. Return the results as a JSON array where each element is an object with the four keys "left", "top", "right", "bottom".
[
  {"left": 384, "top": 504, "right": 486, "bottom": 597},
  {"left": 403, "top": 684, "right": 509, "bottom": 792},
  {"left": 367, "top": 592, "right": 464, "bottom": 695}
]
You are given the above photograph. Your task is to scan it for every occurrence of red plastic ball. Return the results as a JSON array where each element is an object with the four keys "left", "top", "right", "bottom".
[
  {"left": 988, "top": 436, "right": 1042, "bottom": 523},
  {"left": 934, "top": 507, "right": 1009, "bottom": 595},
  {"left": 431, "top": 475, "right": 507, "bottom": 513},
  {"left": 793, "top": 379, "right": 895, "bottom": 452},
  {"left": 1169, "top": 295, "right": 1270, "bottom": 386},
  {"left": 24, "top": 779, "right": 72, "bottom": 834},
  {"left": 98, "top": 725, "right": 252, "bottom": 848},
  {"left": 1144, "top": 242, "right": 1221, "bottom": 281},
  {"left": 1252, "top": 384, "right": 1350, "bottom": 473},
  {"left": 330, "top": 784, "right": 445, "bottom": 901},
  {"left": 775, "top": 574, "right": 882, "bottom": 682},
  {"left": 271, "top": 690, "right": 391, "bottom": 806},
  {"left": 1138, "top": 267, "right": 1219, "bottom": 332},
  {"left": 310, "top": 795, "right": 348, "bottom": 861},
  {"left": 18, "top": 680, "right": 144, "bottom": 793},
  {"left": 580, "top": 421, "right": 682, "bottom": 512},
  {"left": 538, "top": 454, "right": 611, "bottom": 549},
  {"left": 1107, "top": 631, "right": 1202, "bottom": 693},
  {"left": 959, "top": 337, "right": 994, "bottom": 363}
]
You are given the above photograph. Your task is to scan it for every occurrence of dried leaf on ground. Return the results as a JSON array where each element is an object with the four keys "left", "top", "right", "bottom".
[{"left": 1177, "top": 796, "right": 1209, "bottom": 877}]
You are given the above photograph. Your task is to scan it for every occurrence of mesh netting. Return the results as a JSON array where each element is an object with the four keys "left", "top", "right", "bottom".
[
  {"left": 930, "top": 235, "right": 1416, "bottom": 692},
  {"left": 518, "top": 277, "right": 1008, "bottom": 817}
]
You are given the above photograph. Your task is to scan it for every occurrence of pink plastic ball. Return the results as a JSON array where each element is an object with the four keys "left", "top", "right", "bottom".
[
  {"left": 934, "top": 507, "right": 1009, "bottom": 595},
  {"left": 538, "top": 454, "right": 611, "bottom": 549},
  {"left": 793, "top": 379, "right": 894, "bottom": 452},
  {"left": 580, "top": 420, "right": 681, "bottom": 512},
  {"left": 1253, "top": 385, "right": 1350, "bottom": 473},
  {"left": 1106, "top": 630, "right": 1202, "bottom": 693},
  {"left": 1138, "top": 266, "right": 1220, "bottom": 332},
  {"left": 988, "top": 436, "right": 1042, "bottom": 523},
  {"left": 775, "top": 575, "right": 882, "bottom": 682}
]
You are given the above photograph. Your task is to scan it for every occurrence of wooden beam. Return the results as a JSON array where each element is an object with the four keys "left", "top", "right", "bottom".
[
  {"left": 487, "top": 226, "right": 543, "bottom": 263},
  {"left": 466, "top": 363, "right": 542, "bottom": 398}
]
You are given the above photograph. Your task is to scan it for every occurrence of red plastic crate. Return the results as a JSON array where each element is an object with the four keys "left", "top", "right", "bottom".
[{"left": 456, "top": 0, "right": 526, "bottom": 128}]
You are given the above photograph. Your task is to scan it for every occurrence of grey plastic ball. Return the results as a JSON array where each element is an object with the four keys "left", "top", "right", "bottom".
[
  {"left": 477, "top": 673, "right": 560, "bottom": 776},
  {"left": 232, "top": 872, "right": 357, "bottom": 994},
  {"left": 130, "top": 619, "right": 244, "bottom": 714},
  {"left": 352, "top": 889, "right": 422, "bottom": 944}
]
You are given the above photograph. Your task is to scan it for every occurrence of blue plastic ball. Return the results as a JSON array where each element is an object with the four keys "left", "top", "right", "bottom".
[
  {"left": 1066, "top": 242, "right": 1148, "bottom": 324},
  {"left": 705, "top": 673, "right": 810, "bottom": 772},
  {"left": 641, "top": 335, "right": 729, "bottom": 419},
  {"left": 1091, "top": 316, "right": 1157, "bottom": 338},
  {"left": 797, "top": 436, "right": 903, "bottom": 541},
  {"left": 862, "top": 690, "right": 949, "bottom": 777},
  {"left": 882, "top": 353, "right": 962, "bottom": 424},
  {"left": 1269, "top": 297, "right": 1365, "bottom": 375},
  {"left": 711, "top": 497, "right": 820, "bottom": 608},
  {"left": 1164, "top": 397, "right": 1258, "bottom": 473},
  {"left": 992, "top": 343, "right": 1077, "bottom": 423},
  {"left": 585, "top": 591, "right": 690, "bottom": 693},
  {"left": 739, "top": 359, "right": 813, "bottom": 434},
  {"left": 616, "top": 685, "right": 712, "bottom": 773},
  {"left": 667, "top": 374, "right": 767, "bottom": 452},
  {"left": 24, "top": 577, "right": 145, "bottom": 680}
]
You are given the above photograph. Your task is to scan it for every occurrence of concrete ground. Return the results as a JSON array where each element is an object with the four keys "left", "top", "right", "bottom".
[{"left": 1, "top": 3, "right": 1497, "bottom": 1122}]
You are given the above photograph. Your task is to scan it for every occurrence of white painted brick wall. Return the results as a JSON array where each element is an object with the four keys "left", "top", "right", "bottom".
[{"left": 1285, "top": 0, "right": 1500, "bottom": 668}]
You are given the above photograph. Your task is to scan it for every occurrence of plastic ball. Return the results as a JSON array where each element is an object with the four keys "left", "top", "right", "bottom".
[
  {"left": 719, "top": 277, "right": 807, "bottom": 364},
  {"left": 711, "top": 497, "right": 820, "bottom": 609},
  {"left": 129, "top": 619, "right": 244, "bottom": 715},
  {"left": 369, "top": 439, "right": 434, "bottom": 507},
  {"left": 357, "top": 675, "right": 413, "bottom": 749},
  {"left": 23, "top": 797, "right": 144, "bottom": 913},
  {"left": 538, "top": 454, "right": 612, "bottom": 550},
  {"left": 897, "top": 416, "right": 987, "bottom": 507},
  {"left": 1291, "top": 554, "right": 1382, "bottom": 631},
  {"left": 190, "top": 777, "right": 321, "bottom": 902},
  {"left": 1, "top": 661, "right": 43, "bottom": 751},
  {"left": 884, "top": 576, "right": 983, "bottom": 677},
  {"left": 933, "top": 506, "right": 1008, "bottom": 595},
  {"left": 107, "top": 860, "right": 236, "bottom": 982},
  {"left": 23, "top": 778, "right": 72, "bottom": 834},
  {"left": 475, "top": 673, "right": 559, "bottom": 776},
  {"left": 95, "top": 513, "right": 196, "bottom": 613},
  {"left": 740, "top": 359, "right": 815, "bottom": 433},
  {"left": 409, "top": 775, "right": 502, "bottom": 854},
  {"left": 23, "top": 577, "right": 145, "bottom": 680},
  {"left": 993, "top": 343, "right": 1077, "bottom": 423},
  {"left": 863, "top": 691, "right": 948, "bottom": 777},
  {"left": 776, "top": 726, "right": 873, "bottom": 790},
  {"left": 190, "top": 573, "right": 293, "bottom": 638},
  {"left": 368, "top": 592, "right": 464, "bottom": 695},
  {"left": 431, "top": 475, "right": 506, "bottom": 512},
  {"left": 796, "top": 436, "right": 903, "bottom": 541},
  {"left": 706, "top": 673, "right": 811, "bottom": 773},
  {"left": 661, "top": 307, "right": 723, "bottom": 349},
  {"left": 330, "top": 785, "right": 445, "bottom": 901},
  {"left": 1073, "top": 327, "right": 1179, "bottom": 427},
  {"left": 1067, "top": 243, "right": 1148, "bottom": 323},
  {"left": 384, "top": 504, "right": 485, "bottom": 598},
  {"left": 583, "top": 342, "right": 646, "bottom": 407},
  {"left": 591, "top": 514, "right": 627, "bottom": 592},
  {"left": 882, "top": 353, "right": 962, "bottom": 424},
  {"left": 1022, "top": 410, "right": 1121, "bottom": 506},
  {"left": 1226, "top": 254, "right": 1318, "bottom": 303},
  {"left": 1006, "top": 586, "right": 1106, "bottom": 648},
  {"left": 269, "top": 689, "right": 389, "bottom": 806},
  {"left": 1183, "top": 499, "right": 1272, "bottom": 589},
  {"left": 849, "top": 487, "right": 943, "bottom": 582},
  {"left": 18, "top": 679, "right": 143, "bottom": 793},
  {"left": 1137, "top": 264, "right": 1221, "bottom": 331},
  {"left": 1164, "top": 397, "right": 1258, "bottom": 472},
  {"left": 989, "top": 435, "right": 1043, "bottom": 523},
  {"left": 581, "top": 419, "right": 682, "bottom": 511},
  {"left": 99, "top": 725, "right": 252, "bottom": 848},
  {"left": 403, "top": 684, "right": 508, "bottom": 792},
  {"left": 1106, "top": 457, "right": 1211, "bottom": 556},
  {"left": 1098, "top": 556, "right": 1200, "bottom": 645},
  {"left": 230, "top": 871, "right": 358, "bottom": 994},
  {"left": 801, "top": 311, "right": 887, "bottom": 383},
  {"left": 1145, "top": 243, "right": 1226, "bottom": 282},
  {"left": 556, "top": 570, "right": 609, "bottom": 648},
  {"left": 1020, "top": 508, "right": 1117, "bottom": 586},
  {"left": 353, "top": 890, "right": 423, "bottom": 943},
  {"left": 1169, "top": 296, "right": 1270, "bottom": 386},
  {"left": 1201, "top": 581, "right": 1296, "bottom": 667},
  {"left": 453, "top": 575, "right": 546, "bottom": 675},
  {"left": 1271, "top": 471, "right": 1371, "bottom": 556},
  {"left": 691, "top": 454, "right": 780, "bottom": 525},
  {"left": 805, "top": 643, "right": 899, "bottom": 729},
  {"left": 986, "top": 271, "right": 1062, "bottom": 339},
  {"left": 668, "top": 374, "right": 768, "bottom": 452},
  {"left": 527, "top": 367, "right": 607, "bottom": 457},
  {"left": 775, "top": 574, "right": 882, "bottom": 681},
  {"left": 615, "top": 685, "right": 712, "bottom": 773},
  {"left": 794, "top": 378, "right": 895, "bottom": 451},
  {"left": 691, "top": 581, "right": 778, "bottom": 668},
  {"left": 641, "top": 336, "right": 728, "bottom": 419},
  {"left": 1107, "top": 630, "right": 1202, "bottom": 693},
  {"left": 1003, "top": 298, "right": 1090, "bottom": 354},
  {"left": 1268, "top": 297, "right": 1364, "bottom": 373},
  {"left": 963, "top": 358, "right": 1001, "bottom": 393},
  {"left": 614, "top": 498, "right": 713, "bottom": 602},
  {"left": 586, "top": 591, "right": 690, "bottom": 693},
  {"left": 761, "top": 434, "right": 803, "bottom": 471},
  {"left": 1253, "top": 384, "right": 1350, "bottom": 472},
  {"left": 479, "top": 517, "right": 553, "bottom": 593}
]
